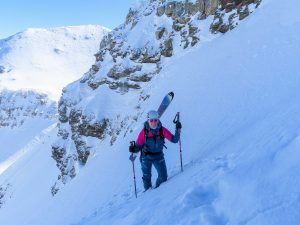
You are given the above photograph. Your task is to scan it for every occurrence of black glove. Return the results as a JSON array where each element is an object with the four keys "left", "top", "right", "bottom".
[
  {"left": 129, "top": 141, "right": 136, "bottom": 153},
  {"left": 176, "top": 121, "right": 182, "bottom": 129}
]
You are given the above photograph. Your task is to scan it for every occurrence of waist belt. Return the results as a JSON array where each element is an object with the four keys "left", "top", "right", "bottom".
[{"left": 142, "top": 149, "right": 162, "bottom": 156}]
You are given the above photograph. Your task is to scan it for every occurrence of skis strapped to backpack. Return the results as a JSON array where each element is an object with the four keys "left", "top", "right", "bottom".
[
  {"left": 143, "top": 91, "right": 174, "bottom": 148},
  {"left": 157, "top": 92, "right": 174, "bottom": 119}
]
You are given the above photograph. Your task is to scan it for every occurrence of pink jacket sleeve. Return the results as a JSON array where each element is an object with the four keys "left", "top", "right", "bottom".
[
  {"left": 163, "top": 127, "right": 180, "bottom": 143},
  {"left": 136, "top": 129, "right": 145, "bottom": 147},
  {"left": 162, "top": 127, "right": 173, "bottom": 142}
]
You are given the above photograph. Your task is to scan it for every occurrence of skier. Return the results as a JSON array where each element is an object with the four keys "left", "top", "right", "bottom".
[{"left": 129, "top": 110, "right": 182, "bottom": 191}]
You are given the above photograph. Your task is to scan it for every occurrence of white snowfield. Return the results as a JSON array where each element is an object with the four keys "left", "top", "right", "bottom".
[
  {"left": 0, "top": 122, "right": 57, "bottom": 175},
  {"left": 1, "top": 0, "right": 300, "bottom": 224},
  {"left": 0, "top": 25, "right": 110, "bottom": 100}
]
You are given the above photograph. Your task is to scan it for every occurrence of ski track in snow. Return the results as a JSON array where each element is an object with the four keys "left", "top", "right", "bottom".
[
  {"left": 0, "top": 123, "right": 57, "bottom": 176},
  {"left": 71, "top": 154, "right": 233, "bottom": 225}
]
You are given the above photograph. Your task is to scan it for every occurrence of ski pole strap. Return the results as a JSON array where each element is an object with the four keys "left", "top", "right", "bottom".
[
  {"left": 173, "top": 112, "right": 180, "bottom": 124},
  {"left": 129, "top": 141, "right": 137, "bottom": 161},
  {"left": 129, "top": 153, "right": 137, "bottom": 161}
]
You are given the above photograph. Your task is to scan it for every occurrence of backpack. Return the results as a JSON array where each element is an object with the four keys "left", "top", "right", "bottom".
[
  {"left": 144, "top": 125, "right": 164, "bottom": 141},
  {"left": 143, "top": 122, "right": 166, "bottom": 149}
]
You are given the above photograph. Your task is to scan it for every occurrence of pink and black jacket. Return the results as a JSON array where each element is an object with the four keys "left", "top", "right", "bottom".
[{"left": 135, "top": 121, "right": 180, "bottom": 154}]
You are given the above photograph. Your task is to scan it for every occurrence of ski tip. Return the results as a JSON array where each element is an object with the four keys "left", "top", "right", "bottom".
[{"left": 168, "top": 91, "right": 174, "bottom": 99}]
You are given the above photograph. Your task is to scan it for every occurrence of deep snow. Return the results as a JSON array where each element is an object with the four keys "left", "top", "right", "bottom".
[{"left": 1, "top": 0, "right": 300, "bottom": 224}]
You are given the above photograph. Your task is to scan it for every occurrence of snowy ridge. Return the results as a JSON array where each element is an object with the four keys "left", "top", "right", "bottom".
[{"left": 0, "top": 25, "right": 110, "bottom": 100}]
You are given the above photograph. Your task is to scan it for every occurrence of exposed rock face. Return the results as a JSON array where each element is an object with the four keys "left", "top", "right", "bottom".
[
  {"left": 0, "top": 183, "right": 11, "bottom": 209},
  {"left": 210, "top": 0, "right": 262, "bottom": 33},
  {"left": 51, "top": 0, "right": 262, "bottom": 194},
  {"left": 0, "top": 90, "right": 57, "bottom": 128},
  {"left": 80, "top": 0, "right": 222, "bottom": 95},
  {"left": 0, "top": 66, "right": 6, "bottom": 73}
]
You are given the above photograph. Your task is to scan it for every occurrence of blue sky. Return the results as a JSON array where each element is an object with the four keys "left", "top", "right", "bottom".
[{"left": 0, "top": 0, "right": 135, "bottom": 39}]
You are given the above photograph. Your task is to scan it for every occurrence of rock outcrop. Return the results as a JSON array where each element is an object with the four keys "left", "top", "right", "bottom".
[
  {"left": 0, "top": 183, "right": 11, "bottom": 209},
  {"left": 210, "top": 0, "right": 261, "bottom": 33},
  {"left": 0, "top": 90, "right": 57, "bottom": 129}
]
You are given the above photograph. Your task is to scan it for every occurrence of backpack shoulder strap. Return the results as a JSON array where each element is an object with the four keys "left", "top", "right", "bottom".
[
  {"left": 144, "top": 122, "right": 149, "bottom": 141},
  {"left": 159, "top": 126, "right": 165, "bottom": 140},
  {"left": 143, "top": 122, "right": 164, "bottom": 141}
]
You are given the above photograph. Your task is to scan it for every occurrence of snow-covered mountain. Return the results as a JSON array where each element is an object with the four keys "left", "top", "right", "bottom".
[
  {"left": 52, "top": 0, "right": 261, "bottom": 194},
  {"left": 0, "top": 25, "right": 110, "bottom": 100},
  {"left": 0, "top": 25, "right": 109, "bottom": 174},
  {"left": 1, "top": 0, "right": 300, "bottom": 224}
]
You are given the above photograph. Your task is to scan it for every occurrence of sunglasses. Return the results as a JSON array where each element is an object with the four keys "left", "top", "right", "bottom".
[{"left": 148, "top": 119, "right": 158, "bottom": 123}]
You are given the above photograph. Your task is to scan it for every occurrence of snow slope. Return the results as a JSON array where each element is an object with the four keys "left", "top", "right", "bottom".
[
  {"left": 0, "top": 90, "right": 57, "bottom": 170},
  {"left": 1, "top": 0, "right": 300, "bottom": 224},
  {"left": 51, "top": 0, "right": 260, "bottom": 192},
  {"left": 0, "top": 25, "right": 110, "bottom": 100},
  {"left": 0, "top": 122, "right": 59, "bottom": 215}
]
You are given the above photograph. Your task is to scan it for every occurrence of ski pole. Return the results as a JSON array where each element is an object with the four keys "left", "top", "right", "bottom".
[
  {"left": 132, "top": 156, "right": 137, "bottom": 198},
  {"left": 173, "top": 112, "right": 183, "bottom": 172},
  {"left": 129, "top": 141, "right": 138, "bottom": 198}
]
